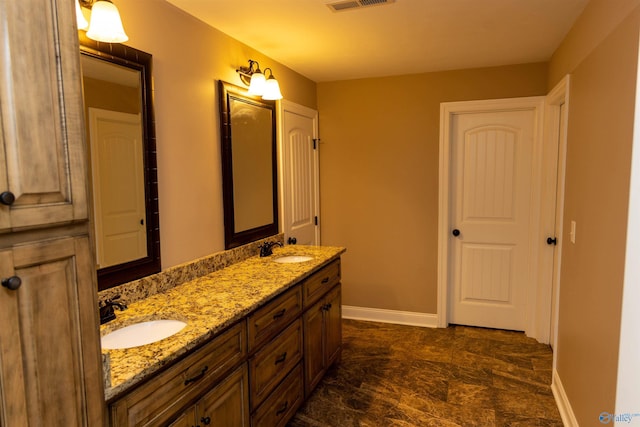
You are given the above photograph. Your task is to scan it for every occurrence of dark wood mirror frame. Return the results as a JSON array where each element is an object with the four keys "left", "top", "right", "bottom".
[
  {"left": 219, "top": 80, "right": 279, "bottom": 249},
  {"left": 79, "top": 34, "right": 161, "bottom": 290}
]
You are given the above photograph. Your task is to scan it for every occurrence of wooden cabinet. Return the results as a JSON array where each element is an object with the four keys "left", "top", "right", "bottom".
[
  {"left": 110, "top": 323, "right": 246, "bottom": 426},
  {"left": 251, "top": 363, "right": 304, "bottom": 427},
  {"left": 247, "top": 285, "right": 302, "bottom": 351},
  {"left": 178, "top": 363, "right": 249, "bottom": 427},
  {"left": 167, "top": 407, "right": 196, "bottom": 427},
  {"left": 303, "top": 284, "right": 342, "bottom": 397},
  {"left": 302, "top": 259, "right": 341, "bottom": 308},
  {"left": 0, "top": 237, "right": 104, "bottom": 425},
  {"left": 196, "top": 365, "right": 249, "bottom": 427},
  {"left": 0, "top": 0, "right": 89, "bottom": 232},
  {"left": 108, "top": 259, "right": 342, "bottom": 427},
  {"left": 171, "top": 365, "right": 250, "bottom": 427},
  {"left": 249, "top": 319, "right": 303, "bottom": 409},
  {"left": 247, "top": 287, "right": 304, "bottom": 426},
  {"left": 0, "top": 1, "right": 104, "bottom": 426}
]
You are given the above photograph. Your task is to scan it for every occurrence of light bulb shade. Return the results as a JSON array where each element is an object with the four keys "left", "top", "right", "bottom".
[
  {"left": 75, "top": 0, "right": 89, "bottom": 30},
  {"left": 86, "top": 1, "right": 129, "bottom": 43},
  {"left": 262, "top": 76, "right": 283, "bottom": 100},
  {"left": 247, "top": 72, "right": 266, "bottom": 96}
]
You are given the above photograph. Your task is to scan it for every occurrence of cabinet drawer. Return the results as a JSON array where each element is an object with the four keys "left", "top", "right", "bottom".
[
  {"left": 249, "top": 318, "right": 302, "bottom": 409},
  {"left": 302, "top": 259, "right": 341, "bottom": 308},
  {"left": 109, "top": 322, "right": 246, "bottom": 427},
  {"left": 247, "top": 285, "right": 302, "bottom": 351},
  {"left": 251, "top": 363, "right": 304, "bottom": 427}
]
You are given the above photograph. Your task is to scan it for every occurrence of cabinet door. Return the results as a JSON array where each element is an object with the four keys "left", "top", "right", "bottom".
[
  {"left": 0, "top": 236, "right": 104, "bottom": 426},
  {"left": 168, "top": 406, "right": 197, "bottom": 427},
  {"left": 196, "top": 365, "right": 249, "bottom": 427},
  {"left": 303, "top": 298, "right": 325, "bottom": 397},
  {"left": 0, "top": 0, "right": 88, "bottom": 232},
  {"left": 325, "top": 285, "right": 342, "bottom": 367}
]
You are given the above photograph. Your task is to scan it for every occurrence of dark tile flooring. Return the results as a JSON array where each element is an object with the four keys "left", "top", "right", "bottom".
[{"left": 289, "top": 319, "right": 562, "bottom": 427}]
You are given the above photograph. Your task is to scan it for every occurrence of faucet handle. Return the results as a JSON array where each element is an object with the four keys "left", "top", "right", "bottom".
[
  {"left": 103, "top": 294, "right": 121, "bottom": 304},
  {"left": 259, "top": 241, "right": 283, "bottom": 257}
]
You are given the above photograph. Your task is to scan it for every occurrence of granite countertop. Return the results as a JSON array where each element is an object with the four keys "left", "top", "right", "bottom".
[{"left": 101, "top": 245, "right": 346, "bottom": 401}]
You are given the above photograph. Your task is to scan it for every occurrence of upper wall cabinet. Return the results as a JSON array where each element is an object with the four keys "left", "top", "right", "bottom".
[
  {"left": 0, "top": 1, "right": 104, "bottom": 426},
  {"left": 0, "top": 0, "right": 88, "bottom": 233}
]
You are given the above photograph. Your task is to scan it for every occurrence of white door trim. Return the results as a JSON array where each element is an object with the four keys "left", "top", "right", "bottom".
[
  {"left": 542, "top": 75, "right": 571, "bottom": 353},
  {"left": 437, "top": 97, "right": 548, "bottom": 342},
  {"left": 277, "top": 100, "right": 320, "bottom": 244}
]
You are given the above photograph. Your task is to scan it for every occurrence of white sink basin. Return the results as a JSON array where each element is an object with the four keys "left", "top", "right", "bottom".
[
  {"left": 273, "top": 255, "right": 313, "bottom": 264},
  {"left": 101, "top": 320, "right": 187, "bottom": 350}
]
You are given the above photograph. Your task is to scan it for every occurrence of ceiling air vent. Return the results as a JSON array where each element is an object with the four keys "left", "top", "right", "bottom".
[{"left": 327, "top": 0, "right": 396, "bottom": 12}]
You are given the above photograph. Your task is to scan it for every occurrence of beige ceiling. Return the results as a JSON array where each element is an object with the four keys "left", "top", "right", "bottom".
[{"left": 165, "top": 0, "right": 589, "bottom": 82}]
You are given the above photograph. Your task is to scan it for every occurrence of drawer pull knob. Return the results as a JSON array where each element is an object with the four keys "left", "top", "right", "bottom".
[
  {"left": 321, "top": 277, "right": 330, "bottom": 284},
  {"left": 0, "top": 191, "right": 15, "bottom": 206},
  {"left": 2, "top": 276, "right": 21, "bottom": 291},
  {"left": 273, "top": 308, "right": 286, "bottom": 320},
  {"left": 276, "top": 400, "right": 289, "bottom": 416},
  {"left": 275, "top": 351, "right": 287, "bottom": 364},
  {"left": 184, "top": 365, "right": 208, "bottom": 385},
  {"left": 200, "top": 416, "right": 211, "bottom": 425}
]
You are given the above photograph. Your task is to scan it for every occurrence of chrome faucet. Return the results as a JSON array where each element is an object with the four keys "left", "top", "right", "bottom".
[
  {"left": 99, "top": 295, "right": 127, "bottom": 325},
  {"left": 259, "top": 241, "right": 283, "bottom": 257}
]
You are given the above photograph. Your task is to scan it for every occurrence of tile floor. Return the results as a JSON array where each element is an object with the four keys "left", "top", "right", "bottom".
[{"left": 289, "top": 319, "right": 562, "bottom": 426}]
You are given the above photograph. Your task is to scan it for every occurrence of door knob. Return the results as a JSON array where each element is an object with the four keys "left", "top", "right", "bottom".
[
  {"left": 547, "top": 237, "right": 557, "bottom": 245},
  {"left": 287, "top": 236, "right": 297, "bottom": 245},
  {"left": 452, "top": 229, "right": 461, "bottom": 237},
  {"left": 2, "top": 276, "right": 21, "bottom": 290},
  {"left": 0, "top": 191, "right": 15, "bottom": 206}
]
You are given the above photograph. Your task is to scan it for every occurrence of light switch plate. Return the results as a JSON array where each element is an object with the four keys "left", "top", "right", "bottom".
[{"left": 570, "top": 220, "right": 576, "bottom": 244}]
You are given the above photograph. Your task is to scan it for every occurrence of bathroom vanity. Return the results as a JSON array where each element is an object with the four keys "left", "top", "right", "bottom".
[{"left": 102, "top": 245, "right": 345, "bottom": 426}]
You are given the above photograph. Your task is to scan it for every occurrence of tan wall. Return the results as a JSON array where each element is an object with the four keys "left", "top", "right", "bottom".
[
  {"left": 109, "top": 0, "right": 316, "bottom": 268},
  {"left": 318, "top": 64, "right": 547, "bottom": 313},
  {"left": 548, "top": 0, "right": 640, "bottom": 88},
  {"left": 83, "top": 77, "right": 139, "bottom": 114},
  {"left": 549, "top": 2, "right": 640, "bottom": 423}
]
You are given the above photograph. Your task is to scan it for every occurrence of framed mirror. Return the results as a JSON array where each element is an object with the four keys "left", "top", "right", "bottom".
[
  {"left": 219, "top": 81, "right": 278, "bottom": 249},
  {"left": 80, "top": 36, "right": 161, "bottom": 290}
]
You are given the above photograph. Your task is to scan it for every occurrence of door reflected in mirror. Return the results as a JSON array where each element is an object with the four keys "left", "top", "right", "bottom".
[
  {"left": 82, "top": 56, "right": 147, "bottom": 268},
  {"left": 80, "top": 38, "right": 160, "bottom": 290}
]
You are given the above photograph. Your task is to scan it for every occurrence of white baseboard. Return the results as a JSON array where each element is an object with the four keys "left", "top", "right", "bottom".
[
  {"left": 551, "top": 369, "right": 579, "bottom": 426},
  {"left": 342, "top": 305, "right": 438, "bottom": 328}
]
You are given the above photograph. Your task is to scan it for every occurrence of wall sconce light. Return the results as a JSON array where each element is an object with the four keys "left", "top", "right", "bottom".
[
  {"left": 236, "top": 60, "right": 283, "bottom": 100},
  {"left": 76, "top": 0, "right": 128, "bottom": 44}
]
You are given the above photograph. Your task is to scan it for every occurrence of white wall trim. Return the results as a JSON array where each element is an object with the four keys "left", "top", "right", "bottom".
[
  {"left": 551, "top": 369, "right": 579, "bottom": 427},
  {"left": 437, "top": 96, "right": 548, "bottom": 341},
  {"left": 342, "top": 306, "right": 438, "bottom": 328}
]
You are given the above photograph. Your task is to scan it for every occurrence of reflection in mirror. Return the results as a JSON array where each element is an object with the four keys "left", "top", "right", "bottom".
[
  {"left": 219, "top": 81, "right": 278, "bottom": 249},
  {"left": 82, "top": 55, "right": 146, "bottom": 268},
  {"left": 80, "top": 38, "right": 160, "bottom": 290}
]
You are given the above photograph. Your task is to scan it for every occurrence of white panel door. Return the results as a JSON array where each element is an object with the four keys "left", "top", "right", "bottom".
[
  {"left": 449, "top": 109, "right": 536, "bottom": 330},
  {"left": 89, "top": 108, "right": 147, "bottom": 268},
  {"left": 281, "top": 102, "right": 319, "bottom": 246}
]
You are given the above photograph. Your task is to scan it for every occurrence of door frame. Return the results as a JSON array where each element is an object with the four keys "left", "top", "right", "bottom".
[
  {"left": 437, "top": 96, "right": 548, "bottom": 341},
  {"left": 544, "top": 76, "right": 570, "bottom": 360},
  {"left": 277, "top": 100, "right": 320, "bottom": 245}
]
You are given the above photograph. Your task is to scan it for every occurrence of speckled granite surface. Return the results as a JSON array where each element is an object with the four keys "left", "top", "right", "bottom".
[
  {"left": 98, "top": 235, "right": 285, "bottom": 306},
  {"left": 101, "top": 245, "right": 345, "bottom": 402}
]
